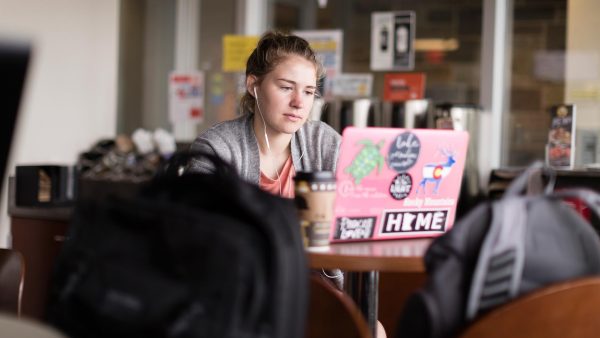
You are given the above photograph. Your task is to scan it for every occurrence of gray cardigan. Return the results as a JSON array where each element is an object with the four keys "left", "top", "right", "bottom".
[
  {"left": 189, "top": 113, "right": 341, "bottom": 183},
  {"left": 189, "top": 113, "right": 344, "bottom": 290}
]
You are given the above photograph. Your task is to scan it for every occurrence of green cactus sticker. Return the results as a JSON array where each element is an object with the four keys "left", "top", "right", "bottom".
[{"left": 345, "top": 139, "right": 386, "bottom": 184}]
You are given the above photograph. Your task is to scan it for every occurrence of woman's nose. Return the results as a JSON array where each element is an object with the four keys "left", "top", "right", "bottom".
[{"left": 290, "top": 90, "right": 304, "bottom": 109}]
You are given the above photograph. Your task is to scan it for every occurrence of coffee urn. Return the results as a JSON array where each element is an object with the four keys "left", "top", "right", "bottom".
[
  {"left": 381, "top": 99, "right": 433, "bottom": 128},
  {"left": 433, "top": 103, "right": 483, "bottom": 216}
]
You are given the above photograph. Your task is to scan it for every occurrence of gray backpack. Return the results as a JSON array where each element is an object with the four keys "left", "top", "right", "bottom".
[{"left": 397, "top": 162, "right": 600, "bottom": 338}]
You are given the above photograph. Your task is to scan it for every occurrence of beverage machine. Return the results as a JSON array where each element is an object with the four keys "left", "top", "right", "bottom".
[
  {"left": 313, "top": 98, "right": 432, "bottom": 132},
  {"left": 313, "top": 97, "right": 382, "bottom": 133},
  {"left": 432, "top": 103, "right": 483, "bottom": 216}
]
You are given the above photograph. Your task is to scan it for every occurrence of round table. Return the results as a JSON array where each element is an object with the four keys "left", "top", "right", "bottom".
[
  {"left": 307, "top": 238, "right": 433, "bottom": 338},
  {"left": 307, "top": 238, "right": 431, "bottom": 272}
]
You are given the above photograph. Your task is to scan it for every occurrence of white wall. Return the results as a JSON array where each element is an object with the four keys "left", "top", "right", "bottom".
[
  {"left": 0, "top": 0, "right": 120, "bottom": 247},
  {"left": 566, "top": 0, "right": 600, "bottom": 130}
]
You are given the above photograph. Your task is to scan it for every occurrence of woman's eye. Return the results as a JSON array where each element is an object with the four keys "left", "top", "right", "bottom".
[
  {"left": 305, "top": 91, "right": 315, "bottom": 96},
  {"left": 281, "top": 86, "right": 293, "bottom": 91}
]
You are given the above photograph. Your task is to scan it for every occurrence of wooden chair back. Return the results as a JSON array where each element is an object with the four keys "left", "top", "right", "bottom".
[
  {"left": 0, "top": 248, "right": 25, "bottom": 317},
  {"left": 305, "top": 274, "right": 371, "bottom": 338},
  {"left": 459, "top": 276, "right": 600, "bottom": 338}
]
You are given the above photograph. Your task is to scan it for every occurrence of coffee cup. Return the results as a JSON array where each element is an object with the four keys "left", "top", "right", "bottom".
[{"left": 294, "top": 171, "right": 336, "bottom": 247}]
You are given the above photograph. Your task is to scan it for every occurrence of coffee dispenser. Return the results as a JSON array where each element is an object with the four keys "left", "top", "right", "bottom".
[
  {"left": 381, "top": 99, "right": 433, "bottom": 128},
  {"left": 314, "top": 98, "right": 381, "bottom": 133},
  {"left": 433, "top": 103, "right": 482, "bottom": 216}
]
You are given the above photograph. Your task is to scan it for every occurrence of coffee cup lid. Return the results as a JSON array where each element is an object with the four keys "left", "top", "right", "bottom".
[{"left": 294, "top": 171, "right": 335, "bottom": 182}]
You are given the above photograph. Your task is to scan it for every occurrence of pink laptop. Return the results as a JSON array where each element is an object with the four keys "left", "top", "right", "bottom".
[{"left": 330, "top": 127, "right": 469, "bottom": 243}]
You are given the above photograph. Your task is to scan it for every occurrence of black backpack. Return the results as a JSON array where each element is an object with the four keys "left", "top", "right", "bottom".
[
  {"left": 397, "top": 162, "right": 600, "bottom": 338},
  {"left": 47, "top": 152, "right": 308, "bottom": 338}
]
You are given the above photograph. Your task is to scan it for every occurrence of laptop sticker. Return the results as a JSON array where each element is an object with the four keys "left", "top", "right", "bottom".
[
  {"left": 416, "top": 149, "right": 457, "bottom": 194},
  {"left": 344, "top": 139, "right": 385, "bottom": 185}
]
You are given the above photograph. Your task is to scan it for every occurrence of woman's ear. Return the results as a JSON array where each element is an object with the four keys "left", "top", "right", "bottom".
[{"left": 246, "top": 75, "right": 258, "bottom": 97}]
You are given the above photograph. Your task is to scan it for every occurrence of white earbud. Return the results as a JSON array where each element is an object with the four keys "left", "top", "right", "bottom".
[{"left": 254, "top": 86, "right": 271, "bottom": 152}]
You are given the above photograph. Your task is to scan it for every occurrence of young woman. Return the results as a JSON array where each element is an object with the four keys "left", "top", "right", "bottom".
[
  {"left": 189, "top": 31, "right": 387, "bottom": 338},
  {"left": 189, "top": 31, "right": 340, "bottom": 198}
]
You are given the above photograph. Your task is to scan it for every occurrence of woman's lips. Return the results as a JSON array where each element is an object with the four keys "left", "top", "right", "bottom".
[{"left": 284, "top": 113, "right": 302, "bottom": 122}]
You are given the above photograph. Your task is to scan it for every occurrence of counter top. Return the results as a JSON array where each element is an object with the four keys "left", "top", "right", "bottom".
[{"left": 7, "top": 177, "right": 73, "bottom": 221}]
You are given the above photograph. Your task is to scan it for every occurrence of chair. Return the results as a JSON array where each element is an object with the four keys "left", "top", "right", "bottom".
[
  {"left": 305, "top": 274, "right": 371, "bottom": 338},
  {"left": 0, "top": 248, "right": 25, "bottom": 317},
  {"left": 459, "top": 276, "right": 600, "bottom": 338}
]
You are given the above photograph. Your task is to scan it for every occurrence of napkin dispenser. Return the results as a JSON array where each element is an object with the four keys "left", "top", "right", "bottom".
[{"left": 15, "top": 165, "right": 75, "bottom": 207}]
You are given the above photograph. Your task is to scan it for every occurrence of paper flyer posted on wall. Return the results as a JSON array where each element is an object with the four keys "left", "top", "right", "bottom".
[
  {"left": 370, "top": 11, "right": 415, "bottom": 71},
  {"left": 546, "top": 104, "right": 576, "bottom": 169},
  {"left": 330, "top": 127, "right": 469, "bottom": 243}
]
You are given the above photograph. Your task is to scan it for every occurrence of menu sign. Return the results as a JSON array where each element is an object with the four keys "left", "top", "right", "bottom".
[{"left": 383, "top": 72, "right": 426, "bottom": 102}]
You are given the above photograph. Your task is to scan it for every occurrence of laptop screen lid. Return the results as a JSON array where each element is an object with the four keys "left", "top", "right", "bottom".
[{"left": 331, "top": 127, "right": 469, "bottom": 243}]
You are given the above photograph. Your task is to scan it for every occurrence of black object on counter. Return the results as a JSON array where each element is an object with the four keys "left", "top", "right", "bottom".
[{"left": 15, "top": 165, "right": 75, "bottom": 207}]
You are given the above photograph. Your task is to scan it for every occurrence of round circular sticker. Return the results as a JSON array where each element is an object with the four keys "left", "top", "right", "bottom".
[
  {"left": 389, "top": 173, "right": 412, "bottom": 200},
  {"left": 387, "top": 132, "right": 421, "bottom": 172}
]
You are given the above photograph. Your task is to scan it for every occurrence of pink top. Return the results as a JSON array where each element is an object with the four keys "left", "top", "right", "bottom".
[{"left": 259, "top": 156, "right": 295, "bottom": 198}]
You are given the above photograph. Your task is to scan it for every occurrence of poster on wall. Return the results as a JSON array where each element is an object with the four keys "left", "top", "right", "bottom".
[
  {"left": 168, "top": 71, "right": 205, "bottom": 125},
  {"left": 222, "top": 35, "right": 259, "bottom": 72},
  {"left": 546, "top": 104, "right": 576, "bottom": 169},
  {"left": 371, "top": 11, "right": 415, "bottom": 71},
  {"left": 331, "top": 73, "right": 373, "bottom": 98},
  {"left": 383, "top": 72, "right": 425, "bottom": 102},
  {"left": 293, "top": 29, "right": 343, "bottom": 99}
]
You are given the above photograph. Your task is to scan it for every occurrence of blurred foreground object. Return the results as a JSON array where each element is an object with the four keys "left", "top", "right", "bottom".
[
  {"left": 397, "top": 162, "right": 600, "bottom": 338},
  {"left": 48, "top": 151, "right": 308, "bottom": 338},
  {"left": 0, "top": 314, "right": 66, "bottom": 338},
  {"left": 0, "top": 39, "right": 31, "bottom": 198},
  {"left": 0, "top": 248, "right": 25, "bottom": 317}
]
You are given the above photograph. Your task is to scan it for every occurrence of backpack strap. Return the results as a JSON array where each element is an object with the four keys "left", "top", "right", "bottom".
[
  {"left": 503, "top": 161, "right": 556, "bottom": 197},
  {"left": 466, "top": 198, "right": 528, "bottom": 320}
]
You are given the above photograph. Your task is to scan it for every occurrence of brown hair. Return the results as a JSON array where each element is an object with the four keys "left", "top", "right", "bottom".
[{"left": 240, "top": 31, "right": 324, "bottom": 114}]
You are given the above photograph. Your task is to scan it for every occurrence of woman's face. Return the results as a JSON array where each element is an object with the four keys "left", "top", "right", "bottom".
[{"left": 251, "top": 55, "right": 318, "bottom": 135}]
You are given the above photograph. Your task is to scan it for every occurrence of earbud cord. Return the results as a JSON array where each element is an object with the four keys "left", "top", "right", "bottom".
[
  {"left": 255, "top": 89, "right": 283, "bottom": 196},
  {"left": 321, "top": 268, "right": 343, "bottom": 279}
]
